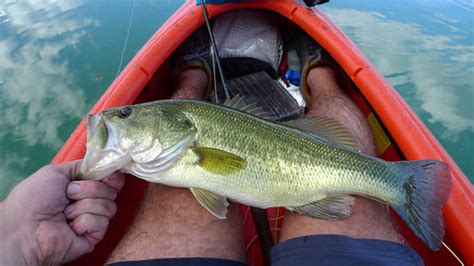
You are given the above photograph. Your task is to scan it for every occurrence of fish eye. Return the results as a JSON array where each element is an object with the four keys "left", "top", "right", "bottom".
[{"left": 119, "top": 107, "right": 132, "bottom": 118}]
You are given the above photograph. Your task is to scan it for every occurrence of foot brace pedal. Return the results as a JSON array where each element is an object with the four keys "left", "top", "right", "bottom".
[{"left": 211, "top": 71, "right": 303, "bottom": 121}]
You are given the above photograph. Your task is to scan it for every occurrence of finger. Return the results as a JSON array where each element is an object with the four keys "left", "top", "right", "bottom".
[
  {"left": 70, "top": 213, "right": 109, "bottom": 242},
  {"left": 67, "top": 180, "right": 118, "bottom": 201},
  {"left": 66, "top": 214, "right": 110, "bottom": 261},
  {"left": 64, "top": 198, "right": 117, "bottom": 220},
  {"left": 33, "top": 160, "right": 82, "bottom": 182},
  {"left": 101, "top": 171, "right": 125, "bottom": 192}
]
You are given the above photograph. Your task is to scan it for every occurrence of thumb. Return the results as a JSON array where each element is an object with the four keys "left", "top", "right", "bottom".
[{"left": 51, "top": 160, "right": 83, "bottom": 181}]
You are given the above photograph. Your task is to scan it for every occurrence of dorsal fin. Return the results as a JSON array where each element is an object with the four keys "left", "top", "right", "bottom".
[
  {"left": 223, "top": 94, "right": 246, "bottom": 109},
  {"left": 223, "top": 95, "right": 272, "bottom": 120},
  {"left": 283, "top": 116, "right": 361, "bottom": 151}
]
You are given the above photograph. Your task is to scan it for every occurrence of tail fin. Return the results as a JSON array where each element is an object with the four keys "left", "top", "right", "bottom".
[{"left": 392, "top": 160, "right": 452, "bottom": 251}]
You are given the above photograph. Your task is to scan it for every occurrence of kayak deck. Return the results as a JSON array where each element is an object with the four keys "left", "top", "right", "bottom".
[{"left": 57, "top": 1, "right": 473, "bottom": 265}]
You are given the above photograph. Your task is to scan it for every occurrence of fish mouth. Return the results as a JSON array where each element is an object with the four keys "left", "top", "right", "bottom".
[
  {"left": 87, "top": 113, "right": 102, "bottom": 140},
  {"left": 80, "top": 113, "right": 128, "bottom": 180}
]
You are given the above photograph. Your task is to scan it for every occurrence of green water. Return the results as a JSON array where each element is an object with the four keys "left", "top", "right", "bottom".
[{"left": 0, "top": 0, "right": 472, "bottom": 200}]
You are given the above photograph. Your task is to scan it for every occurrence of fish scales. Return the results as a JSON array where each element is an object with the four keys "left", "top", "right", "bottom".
[{"left": 159, "top": 100, "right": 401, "bottom": 207}]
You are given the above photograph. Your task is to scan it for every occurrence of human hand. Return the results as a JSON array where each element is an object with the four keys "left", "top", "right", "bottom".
[{"left": 0, "top": 160, "right": 124, "bottom": 265}]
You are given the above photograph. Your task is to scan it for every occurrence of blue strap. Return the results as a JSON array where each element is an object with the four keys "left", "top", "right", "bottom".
[{"left": 196, "top": 0, "right": 247, "bottom": 5}]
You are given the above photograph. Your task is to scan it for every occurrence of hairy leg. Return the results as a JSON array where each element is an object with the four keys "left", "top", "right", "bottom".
[
  {"left": 280, "top": 66, "right": 402, "bottom": 243},
  {"left": 171, "top": 68, "right": 209, "bottom": 99},
  {"left": 107, "top": 69, "right": 246, "bottom": 263}
]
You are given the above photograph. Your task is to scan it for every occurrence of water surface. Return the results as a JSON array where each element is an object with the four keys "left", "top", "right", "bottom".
[
  {"left": 320, "top": 0, "right": 473, "bottom": 182},
  {"left": 0, "top": 0, "right": 472, "bottom": 200},
  {"left": 0, "top": 0, "right": 183, "bottom": 198}
]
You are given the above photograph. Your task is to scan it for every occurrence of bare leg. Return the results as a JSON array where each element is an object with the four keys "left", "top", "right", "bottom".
[
  {"left": 107, "top": 69, "right": 246, "bottom": 263},
  {"left": 171, "top": 68, "right": 209, "bottom": 99},
  {"left": 280, "top": 66, "right": 402, "bottom": 243}
]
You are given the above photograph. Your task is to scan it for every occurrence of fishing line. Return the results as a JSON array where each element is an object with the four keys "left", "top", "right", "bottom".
[
  {"left": 384, "top": 202, "right": 462, "bottom": 265},
  {"left": 200, "top": 0, "right": 230, "bottom": 100},
  {"left": 200, "top": 3, "right": 273, "bottom": 264},
  {"left": 115, "top": 0, "right": 136, "bottom": 78},
  {"left": 211, "top": 46, "right": 218, "bottom": 103},
  {"left": 442, "top": 241, "right": 464, "bottom": 266},
  {"left": 413, "top": 211, "right": 464, "bottom": 265},
  {"left": 392, "top": 204, "right": 464, "bottom": 265}
]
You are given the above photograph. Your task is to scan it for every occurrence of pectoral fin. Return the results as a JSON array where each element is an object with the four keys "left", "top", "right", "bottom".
[
  {"left": 193, "top": 147, "right": 246, "bottom": 175},
  {"left": 287, "top": 195, "right": 355, "bottom": 220},
  {"left": 190, "top": 188, "right": 229, "bottom": 219}
]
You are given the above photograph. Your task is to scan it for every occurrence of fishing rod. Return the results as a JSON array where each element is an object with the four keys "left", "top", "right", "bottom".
[
  {"left": 201, "top": 0, "right": 230, "bottom": 101},
  {"left": 200, "top": 2, "right": 274, "bottom": 265},
  {"left": 303, "top": 0, "right": 330, "bottom": 7}
]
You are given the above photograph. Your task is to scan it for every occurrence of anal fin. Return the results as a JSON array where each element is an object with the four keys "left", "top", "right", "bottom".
[
  {"left": 287, "top": 195, "right": 355, "bottom": 220},
  {"left": 190, "top": 188, "right": 229, "bottom": 219}
]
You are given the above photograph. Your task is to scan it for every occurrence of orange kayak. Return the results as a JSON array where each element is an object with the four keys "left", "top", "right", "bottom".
[{"left": 57, "top": 1, "right": 473, "bottom": 265}]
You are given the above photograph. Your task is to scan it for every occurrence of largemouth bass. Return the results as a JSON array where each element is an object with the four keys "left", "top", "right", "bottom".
[{"left": 79, "top": 96, "right": 451, "bottom": 251}]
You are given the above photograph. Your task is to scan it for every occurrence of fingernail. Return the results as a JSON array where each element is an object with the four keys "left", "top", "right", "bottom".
[
  {"left": 67, "top": 182, "right": 80, "bottom": 197},
  {"left": 64, "top": 204, "right": 74, "bottom": 217}
]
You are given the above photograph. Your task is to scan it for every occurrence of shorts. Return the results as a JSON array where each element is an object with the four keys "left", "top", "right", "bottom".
[{"left": 110, "top": 234, "right": 423, "bottom": 266}]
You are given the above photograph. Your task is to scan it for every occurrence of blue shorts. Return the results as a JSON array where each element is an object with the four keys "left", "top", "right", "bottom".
[{"left": 110, "top": 234, "right": 423, "bottom": 266}]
